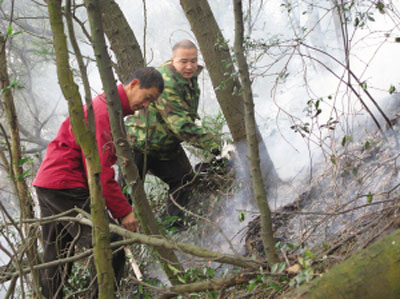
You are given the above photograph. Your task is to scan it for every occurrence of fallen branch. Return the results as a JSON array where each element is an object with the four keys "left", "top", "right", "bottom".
[
  {"left": 156, "top": 270, "right": 258, "bottom": 299},
  {"left": 1, "top": 210, "right": 261, "bottom": 283}
]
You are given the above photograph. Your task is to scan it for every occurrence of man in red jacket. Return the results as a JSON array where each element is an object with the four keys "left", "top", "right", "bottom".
[{"left": 33, "top": 67, "right": 163, "bottom": 298}]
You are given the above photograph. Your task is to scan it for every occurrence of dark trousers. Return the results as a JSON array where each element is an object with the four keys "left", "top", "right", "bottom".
[
  {"left": 134, "top": 145, "right": 194, "bottom": 218},
  {"left": 36, "top": 187, "right": 125, "bottom": 299}
]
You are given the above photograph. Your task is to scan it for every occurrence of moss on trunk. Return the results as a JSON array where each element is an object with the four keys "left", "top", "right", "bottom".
[{"left": 284, "top": 229, "right": 400, "bottom": 299}]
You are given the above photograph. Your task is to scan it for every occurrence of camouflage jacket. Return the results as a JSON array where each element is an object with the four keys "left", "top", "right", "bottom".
[{"left": 125, "top": 61, "right": 219, "bottom": 160}]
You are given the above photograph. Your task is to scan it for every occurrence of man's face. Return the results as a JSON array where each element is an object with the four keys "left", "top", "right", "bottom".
[
  {"left": 126, "top": 80, "right": 160, "bottom": 111},
  {"left": 171, "top": 47, "right": 198, "bottom": 79}
]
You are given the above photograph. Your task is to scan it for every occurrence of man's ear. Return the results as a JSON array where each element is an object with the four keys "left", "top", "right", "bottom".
[{"left": 129, "top": 79, "right": 140, "bottom": 90}]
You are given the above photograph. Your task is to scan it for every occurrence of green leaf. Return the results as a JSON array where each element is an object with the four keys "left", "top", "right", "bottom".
[
  {"left": 330, "top": 156, "right": 337, "bottom": 165},
  {"left": 361, "top": 81, "right": 368, "bottom": 90},
  {"left": 7, "top": 25, "right": 12, "bottom": 36},
  {"left": 389, "top": 85, "right": 396, "bottom": 94},
  {"left": 271, "top": 263, "right": 279, "bottom": 274},
  {"left": 238, "top": 210, "right": 246, "bottom": 222},
  {"left": 167, "top": 264, "right": 182, "bottom": 275},
  {"left": 269, "top": 279, "right": 282, "bottom": 291},
  {"left": 322, "top": 242, "right": 329, "bottom": 249},
  {"left": 355, "top": 17, "right": 360, "bottom": 27},
  {"left": 19, "top": 169, "right": 32, "bottom": 181},
  {"left": 17, "top": 157, "right": 30, "bottom": 166},
  {"left": 365, "top": 141, "right": 370, "bottom": 150},
  {"left": 1, "top": 87, "right": 11, "bottom": 94},
  {"left": 315, "top": 109, "right": 322, "bottom": 117},
  {"left": 376, "top": 1, "right": 385, "bottom": 13},
  {"left": 304, "top": 249, "right": 315, "bottom": 259},
  {"left": 278, "top": 262, "right": 286, "bottom": 273},
  {"left": 207, "top": 267, "right": 215, "bottom": 278},
  {"left": 341, "top": 136, "right": 347, "bottom": 147},
  {"left": 280, "top": 275, "right": 290, "bottom": 282},
  {"left": 248, "top": 280, "right": 258, "bottom": 291},
  {"left": 275, "top": 241, "right": 281, "bottom": 250},
  {"left": 122, "top": 185, "right": 132, "bottom": 195},
  {"left": 342, "top": 135, "right": 353, "bottom": 146},
  {"left": 177, "top": 275, "right": 186, "bottom": 284},
  {"left": 366, "top": 193, "right": 373, "bottom": 203}
]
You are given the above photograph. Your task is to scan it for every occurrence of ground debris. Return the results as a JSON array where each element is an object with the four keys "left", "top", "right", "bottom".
[{"left": 243, "top": 118, "right": 400, "bottom": 282}]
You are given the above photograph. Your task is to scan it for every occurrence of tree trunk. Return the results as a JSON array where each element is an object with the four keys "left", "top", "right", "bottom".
[
  {"left": 87, "top": 0, "right": 184, "bottom": 286},
  {"left": 0, "top": 35, "right": 41, "bottom": 298},
  {"left": 232, "top": 0, "right": 279, "bottom": 265},
  {"left": 283, "top": 229, "right": 400, "bottom": 299},
  {"left": 179, "top": 0, "right": 280, "bottom": 190},
  {"left": 47, "top": 0, "right": 115, "bottom": 297},
  {"left": 99, "top": 0, "right": 145, "bottom": 83},
  {"left": 65, "top": 0, "right": 94, "bottom": 132},
  {"left": 179, "top": 0, "right": 245, "bottom": 142}
]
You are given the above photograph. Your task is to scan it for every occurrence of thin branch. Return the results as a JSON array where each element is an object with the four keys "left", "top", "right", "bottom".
[{"left": 142, "top": 0, "right": 147, "bottom": 64}]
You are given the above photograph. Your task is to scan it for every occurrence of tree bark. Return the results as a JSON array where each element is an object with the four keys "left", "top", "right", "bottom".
[
  {"left": 179, "top": 0, "right": 280, "bottom": 190},
  {"left": 179, "top": 0, "right": 245, "bottom": 142},
  {"left": 232, "top": 0, "right": 279, "bottom": 265},
  {"left": 99, "top": 0, "right": 145, "bottom": 83},
  {"left": 86, "top": 0, "right": 184, "bottom": 286},
  {"left": 47, "top": 0, "right": 115, "bottom": 297},
  {"left": 283, "top": 229, "right": 400, "bottom": 299},
  {"left": 0, "top": 35, "right": 41, "bottom": 298}
]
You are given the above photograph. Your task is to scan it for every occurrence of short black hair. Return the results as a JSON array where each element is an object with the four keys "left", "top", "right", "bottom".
[
  {"left": 125, "top": 67, "right": 164, "bottom": 94},
  {"left": 172, "top": 40, "right": 198, "bottom": 55}
]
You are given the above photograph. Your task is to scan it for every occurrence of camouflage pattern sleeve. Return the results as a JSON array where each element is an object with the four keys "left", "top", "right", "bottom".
[{"left": 155, "top": 86, "right": 220, "bottom": 152}]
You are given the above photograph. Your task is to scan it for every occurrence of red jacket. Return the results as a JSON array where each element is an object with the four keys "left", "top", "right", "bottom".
[{"left": 34, "top": 85, "right": 133, "bottom": 219}]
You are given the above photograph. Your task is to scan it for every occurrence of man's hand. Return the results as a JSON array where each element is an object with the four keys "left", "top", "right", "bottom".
[{"left": 121, "top": 211, "right": 139, "bottom": 232}]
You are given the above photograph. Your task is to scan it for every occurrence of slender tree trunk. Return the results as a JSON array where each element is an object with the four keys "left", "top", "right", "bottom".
[
  {"left": 0, "top": 35, "right": 41, "bottom": 298},
  {"left": 99, "top": 0, "right": 145, "bottom": 82},
  {"left": 47, "top": 1, "right": 115, "bottom": 297},
  {"left": 179, "top": 0, "right": 280, "bottom": 191},
  {"left": 65, "top": 0, "right": 94, "bottom": 132},
  {"left": 232, "top": 0, "right": 279, "bottom": 264},
  {"left": 86, "top": 0, "right": 184, "bottom": 286}
]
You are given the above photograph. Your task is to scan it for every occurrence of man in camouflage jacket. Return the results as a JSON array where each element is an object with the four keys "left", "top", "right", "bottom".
[{"left": 126, "top": 40, "right": 220, "bottom": 224}]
